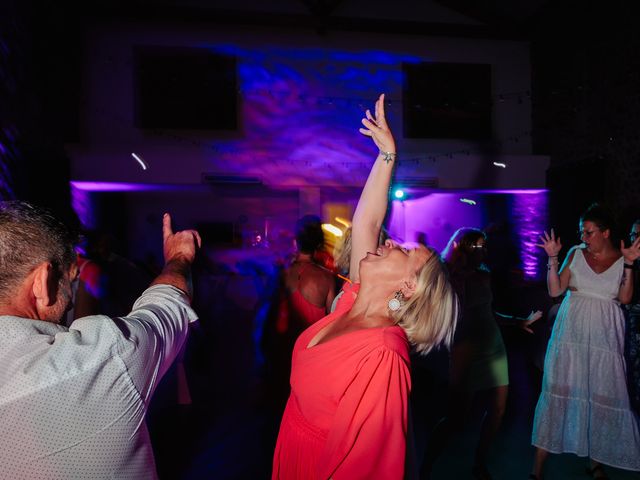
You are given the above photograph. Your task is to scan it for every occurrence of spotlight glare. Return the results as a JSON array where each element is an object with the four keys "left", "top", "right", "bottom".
[
  {"left": 322, "top": 223, "right": 343, "bottom": 237},
  {"left": 459, "top": 198, "right": 477, "bottom": 205},
  {"left": 493, "top": 162, "right": 507, "bottom": 168},
  {"left": 334, "top": 217, "right": 351, "bottom": 228},
  {"left": 394, "top": 189, "right": 405, "bottom": 199}
]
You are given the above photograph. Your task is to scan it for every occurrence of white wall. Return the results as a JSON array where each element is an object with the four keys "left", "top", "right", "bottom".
[{"left": 68, "top": 19, "right": 542, "bottom": 193}]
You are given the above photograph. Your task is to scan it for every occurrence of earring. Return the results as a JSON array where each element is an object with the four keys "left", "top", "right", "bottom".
[{"left": 388, "top": 291, "right": 403, "bottom": 311}]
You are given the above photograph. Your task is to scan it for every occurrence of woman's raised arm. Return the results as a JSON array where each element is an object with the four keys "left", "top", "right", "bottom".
[{"left": 349, "top": 94, "right": 397, "bottom": 282}]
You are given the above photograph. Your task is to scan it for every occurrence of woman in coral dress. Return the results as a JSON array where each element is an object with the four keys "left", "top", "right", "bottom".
[{"left": 272, "top": 95, "right": 459, "bottom": 480}]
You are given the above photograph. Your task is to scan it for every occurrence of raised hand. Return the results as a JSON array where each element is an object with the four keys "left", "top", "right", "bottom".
[
  {"left": 520, "top": 310, "right": 543, "bottom": 334},
  {"left": 162, "top": 213, "right": 201, "bottom": 265},
  {"left": 621, "top": 236, "right": 640, "bottom": 264},
  {"left": 358, "top": 93, "right": 396, "bottom": 155},
  {"left": 536, "top": 229, "right": 562, "bottom": 257}
]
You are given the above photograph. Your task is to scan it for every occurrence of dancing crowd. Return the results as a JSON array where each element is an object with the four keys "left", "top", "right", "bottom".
[
  {"left": 0, "top": 95, "right": 639, "bottom": 479},
  {"left": 269, "top": 95, "right": 640, "bottom": 480}
]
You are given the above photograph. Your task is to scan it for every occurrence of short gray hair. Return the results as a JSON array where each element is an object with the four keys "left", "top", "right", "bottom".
[{"left": 0, "top": 201, "right": 77, "bottom": 301}]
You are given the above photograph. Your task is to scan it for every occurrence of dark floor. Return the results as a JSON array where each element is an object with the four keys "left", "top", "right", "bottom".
[{"left": 146, "top": 272, "right": 640, "bottom": 480}]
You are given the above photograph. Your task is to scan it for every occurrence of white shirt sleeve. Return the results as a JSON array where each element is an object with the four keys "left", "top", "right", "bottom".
[{"left": 106, "top": 284, "right": 198, "bottom": 402}]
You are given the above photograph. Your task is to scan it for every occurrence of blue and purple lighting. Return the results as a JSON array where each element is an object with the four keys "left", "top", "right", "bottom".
[
  {"left": 512, "top": 190, "right": 548, "bottom": 280},
  {"left": 388, "top": 189, "right": 548, "bottom": 281},
  {"left": 192, "top": 45, "right": 421, "bottom": 186}
]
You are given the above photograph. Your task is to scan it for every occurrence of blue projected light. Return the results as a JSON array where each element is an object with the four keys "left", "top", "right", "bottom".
[
  {"left": 189, "top": 44, "right": 425, "bottom": 186},
  {"left": 394, "top": 189, "right": 405, "bottom": 199}
]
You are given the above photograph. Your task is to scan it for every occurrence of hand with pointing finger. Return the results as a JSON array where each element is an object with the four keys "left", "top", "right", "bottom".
[
  {"left": 359, "top": 93, "right": 396, "bottom": 156},
  {"left": 162, "top": 213, "right": 201, "bottom": 265},
  {"left": 152, "top": 213, "right": 201, "bottom": 298}
]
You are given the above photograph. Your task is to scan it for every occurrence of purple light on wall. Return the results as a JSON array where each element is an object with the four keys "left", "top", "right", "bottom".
[
  {"left": 70, "top": 182, "right": 95, "bottom": 229},
  {"left": 70, "top": 182, "right": 199, "bottom": 228},
  {"left": 512, "top": 190, "right": 548, "bottom": 280},
  {"left": 388, "top": 189, "right": 548, "bottom": 281},
  {"left": 70, "top": 181, "right": 188, "bottom": 192},
  {"left": 388, "top": 193, "right": 484, "bottom": 252},
  {"left": 467, "top": 188, "right": 547, "bottom": 194}
]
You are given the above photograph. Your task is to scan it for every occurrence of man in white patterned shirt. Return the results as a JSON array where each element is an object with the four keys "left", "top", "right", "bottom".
[{"left": 0, "top": 201, "right": 200, "bottom": 479}]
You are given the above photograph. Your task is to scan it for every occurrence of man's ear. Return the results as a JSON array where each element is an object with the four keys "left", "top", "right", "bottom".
[
  {"left": 32, "top": 262, "right": 57, "bottom": 307},
  {"left": 602, "top": 228, "right": 610, "bottom": 239},
  {"left": 453, "top": 241, "right": 458, "bottom": 249}
]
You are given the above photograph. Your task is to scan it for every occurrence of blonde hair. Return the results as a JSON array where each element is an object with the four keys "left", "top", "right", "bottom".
[
  {"left": 392, "top": 250, "right": 458, "bottom": 355},
  {"left": 334, "top": 226, "right": 390, "bottom": 274}
]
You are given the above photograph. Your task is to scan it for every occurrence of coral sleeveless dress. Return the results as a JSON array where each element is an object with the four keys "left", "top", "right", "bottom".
[
  {"left": 276, "top": 264, "right": 327, "bottom": 335},
  {"left": 272, "top": 283, "right": 412, "bottom": 479},
  {"left": 532, "top": 247, "right": 640, "bottom": 470}
]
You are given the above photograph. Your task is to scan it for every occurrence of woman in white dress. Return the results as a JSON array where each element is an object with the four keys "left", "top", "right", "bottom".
[{"left": 530, "top": 204, "right": 640, "bottom": 480}]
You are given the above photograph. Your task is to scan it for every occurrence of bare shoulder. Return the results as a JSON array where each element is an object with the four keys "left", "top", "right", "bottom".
[
  {"left": 308, "top": 263, "right": 335, "bottom": 283},
  {"left": 565, "top": 245, "right": 581, "bottom": 262}
]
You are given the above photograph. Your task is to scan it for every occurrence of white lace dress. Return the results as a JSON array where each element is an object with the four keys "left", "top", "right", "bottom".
[{"left": 532, "top": 247, "right": 640, "bottom": 470}]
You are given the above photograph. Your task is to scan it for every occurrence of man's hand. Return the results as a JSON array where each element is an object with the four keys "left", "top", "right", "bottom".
[
  {"left": 162, "top": 213, "right": 201, "bottom": 265},
  {"left": 151, "top": 213, "right": 201, "bottom": 297}
]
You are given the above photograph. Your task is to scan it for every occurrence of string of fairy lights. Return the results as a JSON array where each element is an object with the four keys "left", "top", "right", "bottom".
[
  {"left": 84, "top": 49, "right": 631, "bottom": 169},
  {"left": 81, "top": 74, "right": 640, "bottom": 165},
  {"left": 238, "top": 88, "right": 532, "bottom": 109},
  {"left": 87, "top": 87, "right": 535, "bottom": 171},
  {"left": 81, "top": 66, "right": 638, "bottom": 174}
]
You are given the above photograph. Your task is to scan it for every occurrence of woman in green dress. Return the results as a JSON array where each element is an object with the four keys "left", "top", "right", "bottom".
[{"left": 420, "top": 228, "right": 541, "bottom": 480}]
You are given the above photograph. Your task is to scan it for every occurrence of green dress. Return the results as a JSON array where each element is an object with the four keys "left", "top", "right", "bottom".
[{"left": 452, "top": 269, "right": 509, "bottom": 391}]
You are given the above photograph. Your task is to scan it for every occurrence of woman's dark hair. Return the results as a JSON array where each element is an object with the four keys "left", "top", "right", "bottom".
[
  {"left": 580, "top": 203, "right": 622, "bottom": 245},
  {"left": 295, "top": 215, "right": 324, "bottom": 254},
  {"left": 580, "top": 203, "right": 616, "bottom": 233},
  {"left": 442, "top": 227, "right": 487, "bottom": 273}
]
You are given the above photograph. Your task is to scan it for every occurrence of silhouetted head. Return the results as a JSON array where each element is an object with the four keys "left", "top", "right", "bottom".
[
  {"left": 442, "top": 227, "right": 487, "bottom": 271},
  {"left": 295, "top": 215, "right": 324, "bottom": 254}
]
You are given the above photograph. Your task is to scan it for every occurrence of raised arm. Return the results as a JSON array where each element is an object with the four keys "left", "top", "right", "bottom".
[
  {"left": 537, "top": 229, "right": 572, "bottom": 297},
  {"left": 619, "top": 237, "right": 640, "bottom": 304},
  {"left": 349, "top": 94, "right": 396, "bottom": 282},
  {"left": 151, "top": 213, "right": 201, "bottom": 298},
  {"left": 107, "top": 213, "right": 200, "bottom": 402}
]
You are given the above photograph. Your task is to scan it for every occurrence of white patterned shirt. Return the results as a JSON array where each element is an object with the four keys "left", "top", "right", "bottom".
[{"left": 0, "top": 284, "right": 198, "bottom": 479}]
